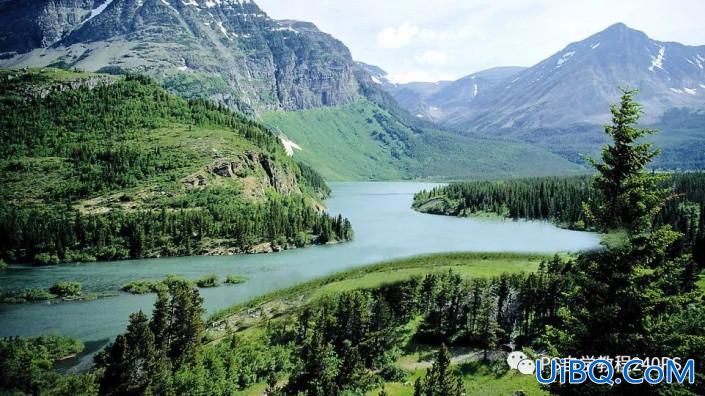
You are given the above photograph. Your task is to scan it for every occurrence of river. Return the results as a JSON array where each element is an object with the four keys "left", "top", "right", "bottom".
[{"left": 0, "top": 182, "right": 600, "bottom": 354}]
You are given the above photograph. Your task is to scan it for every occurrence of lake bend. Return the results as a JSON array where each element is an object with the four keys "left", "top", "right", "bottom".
[{"left": 0, "top": 182, "right": 600, "bottom": 356}]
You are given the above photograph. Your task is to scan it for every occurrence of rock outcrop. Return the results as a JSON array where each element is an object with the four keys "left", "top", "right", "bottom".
[{"left": 182, "top": 150, "right": 300, "bottom": 195}]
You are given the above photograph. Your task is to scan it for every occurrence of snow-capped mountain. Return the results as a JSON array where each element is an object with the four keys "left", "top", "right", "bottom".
[{"left": 448, "top": 23, "right": 705, "bottom": 130}]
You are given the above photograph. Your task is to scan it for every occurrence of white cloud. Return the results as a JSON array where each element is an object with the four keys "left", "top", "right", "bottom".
[
  {"left": 376, "top": 21, "right": 468, "bottom": 49},
  {"left": 414, "top": 49, "right": 449, "bottom": 65},
  {"left": 377, "top": 21, "right": 420, "bottom": 48}
]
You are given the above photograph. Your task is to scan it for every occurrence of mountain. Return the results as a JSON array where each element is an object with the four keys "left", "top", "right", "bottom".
[
  {"left": 0, "top": 0, "right": 588, "bottom": 179},
  {"left": 0, "top": 0, "right": 363, "bottom": 114},
  {"left": 455, "top": 23, "right": 705, "bottom": 130},
  {"left": 380, "top": 23, "right": 705, "bottom": 169},
  {"left": 374, "top": 66, "right": 525, "bottom": 122},
  {"left": 0, "top": 68, "right": 351, "bottom": 264}
]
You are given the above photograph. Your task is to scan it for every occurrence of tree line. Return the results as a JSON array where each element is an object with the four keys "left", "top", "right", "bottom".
[
  {"left": 414, "top": 173, "right": 705, "bottom": 269},
  {"left": 0, "top": 192, "right": 352, "bottom": 263}
]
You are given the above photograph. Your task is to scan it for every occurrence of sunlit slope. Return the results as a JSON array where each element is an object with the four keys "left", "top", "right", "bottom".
[{"left": 260, "top": 100, "right": 586, "bottom": 181}]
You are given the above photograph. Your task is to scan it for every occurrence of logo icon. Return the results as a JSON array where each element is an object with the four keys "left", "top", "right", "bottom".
[
  {"left": 517, "top": 359, "right": 536, "bottom": 375},
  {"left": 507, "top": 351, "right": 535, "bottom": 375}
]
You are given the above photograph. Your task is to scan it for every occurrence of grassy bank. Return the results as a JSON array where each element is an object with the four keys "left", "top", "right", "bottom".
[{"left": 210, "top": 252, "right": 548, "bottom": 323}]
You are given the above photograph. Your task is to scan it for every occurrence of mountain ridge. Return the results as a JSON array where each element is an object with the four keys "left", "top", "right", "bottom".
[
  {"left": 0, "top": 0, "right": 366, "bottom": 114},
  {"left": 377, "top": 22, "right": 705, "bottom": 169}
]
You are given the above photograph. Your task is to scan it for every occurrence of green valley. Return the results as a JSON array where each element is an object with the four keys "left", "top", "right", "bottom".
[{"left": 260, "top": 100, "right": 586, "bottom": 181}]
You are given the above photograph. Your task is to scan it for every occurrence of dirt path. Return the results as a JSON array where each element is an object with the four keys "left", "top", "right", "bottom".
[{"left": 400, "top": 347, "right": 485, "bottom": 370}]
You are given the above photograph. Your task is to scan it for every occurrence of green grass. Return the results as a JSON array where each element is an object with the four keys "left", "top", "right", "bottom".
[
  {"left": 260, "top": 101, "right": 407, "bottom": 180},
  {"left": 312, "top": 255, "right": 541, "bottom": 298},
  {"left": 210, "top": 252, "right": 549, "bottom": 323},
  {"left": 260, "top": 100, "right": 585, "bottom": 181}
]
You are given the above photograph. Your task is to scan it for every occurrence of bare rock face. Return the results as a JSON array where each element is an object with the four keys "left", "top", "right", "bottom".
[
  {"left": 33, "top": 75, "right": 116, "bottom": 98},
  {"left": 0, "top": 0, "right": 365, "bottom": 113},
  {"left": 258, "top": 155, "right": 298, "bottom": 195},
  {"left": 183, "top": 150, "right": 300, "bottom": 195},
  {"left": 0, "top": 0, "right": 93, "bottom": 54}
]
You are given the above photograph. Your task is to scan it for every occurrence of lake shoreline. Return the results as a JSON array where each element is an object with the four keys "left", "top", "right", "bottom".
[{"left": 0, "top": 182, "right": 600, "bottom": 347}]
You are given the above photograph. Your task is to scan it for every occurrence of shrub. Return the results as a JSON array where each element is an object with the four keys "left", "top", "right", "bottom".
[
  {"left": 225, "top": 274, "right": 248, "bottom": 285},
  {"left": 0, "top": 288, "right": 56, "bottom": 303},
  {"left": 196, "top": 274, "right": 220, "bottom": 288},
  {"left": 379, "top": 365, "right": 407, "bottom": 382},
  {"left": 34, "top": 253, "right": 60, "bottom": 265},
  {"left": 49, "top": 281, "right": 81, "bottom": 297},
  {"left": 121, "top": 279, "right": 165, "bottom": 294}
]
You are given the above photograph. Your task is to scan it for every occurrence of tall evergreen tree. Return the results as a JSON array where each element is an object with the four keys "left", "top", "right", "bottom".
[
  {"left": 285, "top": 330, "right": 340, "bottom": 396},
  {"left": 98, "top": 312, "right": 156, "bottom": 395},
  {"left": 548, "top": 90, "right": 704, "bottom": 395},
  {"left": 586, "top": 88, "right": 668, "bottom": 232},
  {"left": 413, "top": 345, "right": 464, "bottom": 396}
]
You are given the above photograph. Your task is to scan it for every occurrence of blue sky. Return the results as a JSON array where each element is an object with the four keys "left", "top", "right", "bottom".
[{"left": 256, "top": 0, "right": 705, "bottom": 83}]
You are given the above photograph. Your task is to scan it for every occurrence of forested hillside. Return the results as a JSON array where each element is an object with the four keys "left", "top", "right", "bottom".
[{"left": 0, "top": 68, "right": 352, "bottom": 265}]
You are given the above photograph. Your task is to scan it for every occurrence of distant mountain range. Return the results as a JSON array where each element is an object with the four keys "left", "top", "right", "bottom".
[
  {"left": 1, "top": 2, "right": 701, "bottom": 173},
  {"left": 374, "top": 23, "right": 705, "bottom": 168},
  {"left": 379, "top": 23, "right": 705, "bottom": 128}
]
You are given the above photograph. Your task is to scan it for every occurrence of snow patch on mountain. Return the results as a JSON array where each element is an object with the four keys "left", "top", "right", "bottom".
[
  {"left": 217, "top": 21, "right": 230, "bottom": 39},
  {"left": 556, "top": 51, "right": 575, "bottom": 68},
  {"left": 205, "top": 0, "right": 251, "bottom": 7},
  {"left": 649, "top": 46, "right": 665, "bottom": 71},
  {"left": 694, "top": 55, "right": 704, "bottom": 70},
  {"left": 85, "top": 0, "right": 115, "bottom": 22},
  {"left": 279, "top": 135, "right": 301, "bottom": 156}
]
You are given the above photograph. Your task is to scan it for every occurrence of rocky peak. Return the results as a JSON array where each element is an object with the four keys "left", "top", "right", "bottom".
[{"left": 0, "top": 0, "right": 369, "bottom": 113}]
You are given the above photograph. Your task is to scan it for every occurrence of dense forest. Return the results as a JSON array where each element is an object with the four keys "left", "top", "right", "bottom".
[{"left": 0, "top": 69, "right": 352, "bottom": 264}]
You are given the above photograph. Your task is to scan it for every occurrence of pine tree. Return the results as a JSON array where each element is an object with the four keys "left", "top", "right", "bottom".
[
  {"left": 264, "top": 372, "right": 281, "bottom": 396},
  {"left": 98, "top": 312, "right": 157, "bottom": 395},
  {"left": 414, "top": 345, "right": 463, "bottom": 396},
  {"left": 150, "top": 290, "right": 171, "bottom": 350},
  {"left": 165, "top": 279, "right": 205, "bottom": 367},
  {"left": 285, "top": 330, "right": 341, "bottom": 396},
  {"left": 549, "top": 89, "right": 704, "bottom": 395},
  {"left": 586, "top": 88, "right": 668, "bottom": 232}
]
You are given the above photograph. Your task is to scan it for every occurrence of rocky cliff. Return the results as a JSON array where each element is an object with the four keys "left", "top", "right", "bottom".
[{"left": 0, "top": 0, "right": 364, "bottom": 113}]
